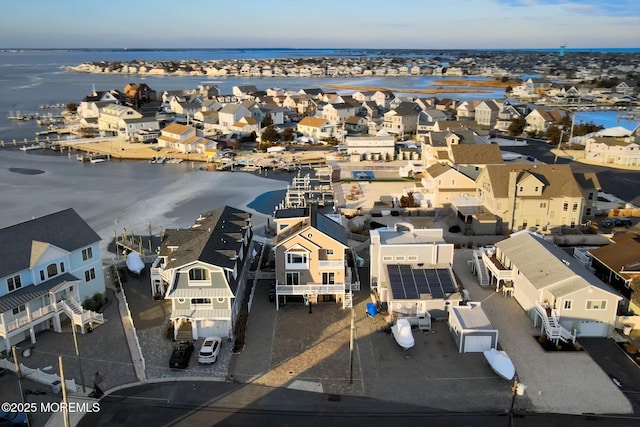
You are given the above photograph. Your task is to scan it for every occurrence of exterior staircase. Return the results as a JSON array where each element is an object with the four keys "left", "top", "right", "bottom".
[
  {"left": 534, "top": 301, "right": 576, "bottom": 344},
  {"left": 176, "top": 321, "right": 193, "bottom": 341},
  {"left": 471, "top": 249, "right": 490, "bottom": 287},
  {"left": 60, "top": 297, "right": 104, "bottom": 332}
]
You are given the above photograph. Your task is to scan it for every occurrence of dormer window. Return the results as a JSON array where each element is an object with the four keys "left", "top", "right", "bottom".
[
  {"left": 188, "top": 268, "right": 209, "bottom": 281},
  {"left": 47, "top": 263, "right": 58, "bottom": 279},
  {"left": 7, "top": 275, "right": 22, "bottom": 292}
]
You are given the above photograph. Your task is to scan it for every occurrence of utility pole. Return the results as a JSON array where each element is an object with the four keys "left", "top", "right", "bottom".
[
  {"left": 71, "top": 325, "right": 87, "bottom": 392},
  {"left": 59, "top": 356, "right": 70, "bottom": 427},
  {"left": 12, "top": 346, "right": 31, "bottom": 427}
]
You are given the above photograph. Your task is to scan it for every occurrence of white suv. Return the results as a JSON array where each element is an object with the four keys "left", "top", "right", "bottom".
[{"left": 197, "top": 337, "right": 221, "bottom": 364}]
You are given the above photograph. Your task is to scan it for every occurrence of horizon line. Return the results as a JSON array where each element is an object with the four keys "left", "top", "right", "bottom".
[{"left": 1, "top": 46, "right": 639, "bottom": 51}]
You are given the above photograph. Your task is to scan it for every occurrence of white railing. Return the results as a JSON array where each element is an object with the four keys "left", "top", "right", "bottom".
[
  {"left": 30, "top": 305, "right": 55, "bottom": 321},
  {"left": 276, "top": 283, "right": 345, "bottom": 295},
  {"left": 4, "top": 316, "right": 32, "bottom": 333},
  {"left": 481, "top": 252, "right": 514, "bottom": 281},
  {"left": 317, "top": 260, "right": 344, "bottom": 269},
  {"left": 534, "top": 301, "right": 576, "bottom": 343}
]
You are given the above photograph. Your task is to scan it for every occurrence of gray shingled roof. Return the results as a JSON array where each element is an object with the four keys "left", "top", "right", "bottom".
[
  {"left": 0, "top": 209, "right": 100, "bottom": 279},
  {"left": 0, "top": 273, "right": 79, "bottom": 313}
]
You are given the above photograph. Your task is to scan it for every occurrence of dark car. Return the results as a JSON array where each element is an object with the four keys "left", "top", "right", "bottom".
[{"left": 169, "top": 340, "right": 194, "bottom": 369}]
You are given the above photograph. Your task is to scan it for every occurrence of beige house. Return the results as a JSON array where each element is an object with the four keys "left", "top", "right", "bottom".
[
  {"left": 474, "top": 164, "right": 584, "bottom": 233},
  {"left": 157, "top": 123, "right": 209, "bottom": 153},
  {"left": 524, "top": 109, "right": 566, "bottom": 133},
  {"left": 296, "top": 117, "right": 337, "bottom": 142},
  {"left": 345, "top": 133, "right": 395, "bottom": 161},
  {"left": 480, "top": 231, "right": 622, "bottom": 338},
  {"left": 97, "top": 104, "right": 142, "bottom": 136},
  {"left": 272, "top": 207, "right": 355, "bottom": 309},
  {"left": 322, "top": 103, "right": 359, "bottom": 125},
  {"left": 585, "top": 137, "right": 640, "bottom": 167},
  {"left": 370, "top": 225, "right": 460, "bottom": 324},
  {"left": 474, "top": 100, "right": 502, "bottom": 128},
  {"left": 418, "top": 163, "right": 477, "bottom": 208},
  {"left": 382, "top": 102, "right": 420, "bottom": 135}
]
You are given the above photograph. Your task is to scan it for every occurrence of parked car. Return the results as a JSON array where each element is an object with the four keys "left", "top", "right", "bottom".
[
  {"left": 197, "top": 336, "right": 222, "bottom": 364},
  {"left": 169, "top": 340, "right": 194, "bottom": 369},
  {"left": 602, "top": 218, "right": 632, "bottom": 228}
]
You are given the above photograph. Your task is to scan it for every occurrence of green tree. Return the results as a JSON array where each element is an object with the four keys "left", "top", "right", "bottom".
[
  {"left": 321, "top": 136, "right": 339, "bottom": 146},
  {"left": 573, "top": 121, "right": 604, "bottom": 137},
  {"left": 66, "top": 103, "right": 78, "bottom": 113},
  {"left": 508, "top": 117, "right": 526, "bottom": 136},
  {"left": 261, "top": 126, "right": 280, "bottom": 144},
  {"left": 399, "top": 192, "right": 420, "bottom": 208},
  {"left": 261, "top": 114, "right": 273, "bottom": 128},
  {"left": 282, "top": 127, "right": 294, "bottom": 142},
  {"left": 546, "top": 125, "right": 562, "bottom": 145}
]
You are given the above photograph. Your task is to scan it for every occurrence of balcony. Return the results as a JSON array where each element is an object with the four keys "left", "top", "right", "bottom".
[
  {"left": 276, "top": 283, "right": 346, "bottom": 295},
  {"left": 317, "top": 260, "right": 344, "bottom": 269},
  {"left": 481, "top": 251, "right": 514, "bottom": 281}
]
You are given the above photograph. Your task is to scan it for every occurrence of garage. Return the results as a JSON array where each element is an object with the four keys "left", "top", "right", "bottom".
[
  {"left": 448, "top": 303, "right": 499, "bottom": 353},
  {"left": 196, "top": 320, "right": 229, "bottom": 339},
  {"left": 576, "top": 320, "right": 609, "bottom": 337}
]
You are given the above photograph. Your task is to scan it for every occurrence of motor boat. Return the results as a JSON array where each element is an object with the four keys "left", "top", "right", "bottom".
[
  {"left": 126, "top": 251, "right": 145, "bottom": 277},
  {"left": 483, "top": 348, "right": 515, "bottom": 381},
  {"left": 391, "top": 318, "right": 415, "bottom": 350}
]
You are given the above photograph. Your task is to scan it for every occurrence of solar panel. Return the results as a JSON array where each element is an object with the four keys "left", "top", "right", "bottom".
[{"left": 431, "top": 289, "right": 445, "bottom": 299}]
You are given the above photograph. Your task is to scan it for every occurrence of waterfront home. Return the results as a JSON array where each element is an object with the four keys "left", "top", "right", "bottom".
[
  {"left": 123, "top": 83, "right": 156, "bottom": 106},
  {"left": 272, "top": 206, "right": 355, "bottom": 309},
  {"left": 468, "top": 164, "right": 585, "bottom": 234},
  {"left": 615, "top": 80, "right": 637, "bottom": 96},
  {"left": 474, "top": 100, "right": 502, "bottom": 128},
  {"left": 456, "top": 100, "right": 482, "bottom": 119},
  {"left": 370, "top": 225, "right": 460, "bottom": 325},
  {"left": 157, "top": 123, "right": 207, "bottom": 153},
  {"left": 232, "top": 85, "right": 259, "bottom": 99},
  {"left": 230, "top": 116, "right": 259, "bottom": 137},
  {"left": 479, "top": 231, "right": 622, "bottom": 338},
  {"left": 121, "top": 115, "right": 160, "bottom": 142},
  {"left": 218, "top": 104, "right": 252, "bottom": 132},
  {"left": 589, "top": 232, "right": 640, "bottom": 314},
  {"left": 77, "top": 89, "right": 122, "bottom": 120},
  {"left": 97, "top": 104, "right": 143, "bottom": 137},
  {"left": 150, "top": 206, "right": 252, "bottom": 340},
  {"left": 296, "top": 117, "right": 337, "bottom": 142},
  {"left": 0, "top": 209, "right": 105, "bottom": 352}
]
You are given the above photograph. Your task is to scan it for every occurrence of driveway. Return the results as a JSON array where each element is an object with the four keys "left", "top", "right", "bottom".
[{"left": 453, "top": 249, "right": 633, "bottom": 415}]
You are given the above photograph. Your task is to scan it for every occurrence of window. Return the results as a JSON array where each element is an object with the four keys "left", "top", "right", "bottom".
[
  {"left": 322, "top": 272, "right": 335, "bottom": 285},
  {"left": 285, "top": 272, "right": 299, "bottom": 286},
  {"left": 325, "top": 249, "right": 334, "bottom": 256},
  {"left": 39, "top": 270, "right": 45, "bottom": 281},
  {"left": 586, "top": 300, "right": 607, "bottom": 310},
  {"left": 7, "top": 275, "right": 22, "bottom": 292},
  {"left": 191, "top": 298, "right": 211, "bottom": 305},
  {"left": 572, "top": 203, "right": 578, "bottom": 212},
  {"left": 286, "top": 253, "right": 307, "bottom": 264},
  {"left": 84, "top": 268, "right": 96, "bottom": 282},
  {"left": 12, "top": 304, "right": 26, "bottom": 316},
  {"left": 519, "top": 186, "right": 523, "bottom": 192},
  {"left": 408, "top": 255, "right": 418, "bottom": 261},
  {"left": 188, "top": 268, "right": 208, "bottom": 281},
  {"left": 82, "top": 247, "right": 93, "bottom": 261},
  {"left": 47, "top": 263, "right": 58, "bottom": 278},
  {"left": 586, "top": 208, "right": 591, "bottom": 216},
  {"left": 539, "top": 202, "right": 547, "bottom": 208},
  {"left": 60, "top": 263, "right": 65, "bottom": 273},
  {"left": 588, "top": 192, "right": 594, "bottom": 200},
  {"left": 534, "top": 186, "right": 539, "bottom": 192},
  {"left": 382, "top": 256, "right": 393, "bottom": 262},
  {"left": 395, "top": 256, "right": 405, "bottom": 261},
  {"left": 563, "top": 300, "right": 572, "bottom": 310},
  {"left": 563, "top": 202, "right": 568, "bottom": 211}
]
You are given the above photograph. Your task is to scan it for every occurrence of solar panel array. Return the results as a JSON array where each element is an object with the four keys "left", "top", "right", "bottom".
[{"left": 386, "top": 264, "right": 457, "bottom": 300}]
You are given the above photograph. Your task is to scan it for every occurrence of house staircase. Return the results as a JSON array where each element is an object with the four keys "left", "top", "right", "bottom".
[
  {"left": 471, "top": 249, "right": 490, "bottom": 287},
  {"left": 534, "top": 301, "right": 576, "bottom": 344},
  {"left": 60, "top": 297, "right": 104, "bottom": 332},
  {"left": 176, "top": 322, "right": 193, "bottom": 341}
]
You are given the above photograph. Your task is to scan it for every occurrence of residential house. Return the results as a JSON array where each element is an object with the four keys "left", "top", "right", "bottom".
[
  {"left": 77, "top": 90, "right": 121, "bottom": 120},
  {"left": 150, "top": 206, "right": 252, "bottom": 340},
  {"left": 416, "top": 109, "right": 449, "bottom": 134},
  {"left": 417, "top": 163, "right": 478, "bottom": 208},
  {"left": 121, "top": 114, "right": 160, "bottom": 142},
  {"left": 97, "top": 104, "right": 143, "bottom": 137},
  {"left": 193, "top": 111, "right": 219, "bottom": 132},
  {"left": 296, "top": 117, "right": 337, "bottom": 142},
  {"left": 615, "top": 80, "right": 637, "bottom": 96},
  {"left": 344, "top": 116, "right": 369, "bottom": 135},
  {"left": 123, "top": 83, "right": 156, "bottom": 107},
  {"left": 232, "top": 85, "right": 259, "bottom": 99},
  {"left": 420, "top": 129, "right": 494, "bottom": 172},
  {"left": 525, "top": 109, "right": 566, "bottom": 134},
  {"left": 218, "top": 104, "right": 252, "bottom": 131},
  {"left": 382, "top": 102, "right": 421, "bottom": 136},
  {"left": 584, "top": 137, "right": 640, "bottom": 167},
  {"left": 322, "top": 103, "right": 359, "bottom": 126},
  {"left": 157, "top": 123, "right": 209, "bottom": 153},
  {"left": 524, "top": 78, "right": 553, "bottom": 96},
  {"left": 230, "top": 116, "right": 259, "bottom": 137},
  {"left": 589, "top": 232, "right": 640, "bottom": 313},
  {"left": 456, "top": 100, "right": 482, "bottom": 120},
  {"left": 495, "top": 104, "right": 523, "bottom": 133},
  {"left": 371, "top": 90, "right": 395, "bottom": 109},
  {"left": 474, "top": 100, "right": 502, "bottom": 128},
  {"left": 0, "top": 209, "right": 105, "bottom": 352},
  {"left": 272, "top": 206, "right": 354, "bottom": 309},
  {"left": 370, "top": 225, "right": 460, "bottom": 324},
  {"left": 572, "top": 172, "right": 601, "bottom": 219},
  {"left": 480, "top": 231, "right": 622, "bottom": 337},
  {"left": 473, "top": 164, "right": 584, "bottom": 233},
  {"left": 345, "top": 133, "right": 395, "bottom": 161}
]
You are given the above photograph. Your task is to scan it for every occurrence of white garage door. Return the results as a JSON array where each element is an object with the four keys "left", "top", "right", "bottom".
[
  {"left": 197, "top": 320, "right": 228, "bottom": 339},
  {"left": 464, "top": 335, "right": 493, "bottom": 353},
  {"left": 578, "top": 321, "right": 608, "bottom": 337}
]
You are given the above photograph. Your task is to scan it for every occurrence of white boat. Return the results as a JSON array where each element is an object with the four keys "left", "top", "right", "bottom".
[
  {"left": 126, "top": 252, "right": 145, "bottom": 276},
  {"left": 483, "top": 348, "right": 515, "bottom": 381},
  {"left": 90, "top": 155, "right": 107, "bottom": 164},
  {"left": 19, "top": 144, "right": 41, "bottom": 151},
  {"left": 391, "top": 318, "right": 415, "bottom": 350}
]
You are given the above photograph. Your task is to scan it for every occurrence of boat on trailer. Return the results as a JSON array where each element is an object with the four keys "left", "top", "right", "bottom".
[
  {"left": 391, "top": 318, "right": 415, "bottom": 350},
  {"left": 126, "top": 251, "right": 145, "bottom": 277},
  {"left": 483, "top": 348, "right": 515, "bottom": 380}
]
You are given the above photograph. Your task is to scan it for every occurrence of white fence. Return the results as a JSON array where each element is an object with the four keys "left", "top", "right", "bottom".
[
  {"left": 113, "top": 267, "right": 146, "bottom": 376},
  {"left": 0, "top": 359, "right": 76, "bottom": 392}
]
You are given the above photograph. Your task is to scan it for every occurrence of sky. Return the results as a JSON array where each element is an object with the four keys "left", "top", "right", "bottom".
[{"left": 0, "top": 0, "right": 638, "bottom": 49}]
